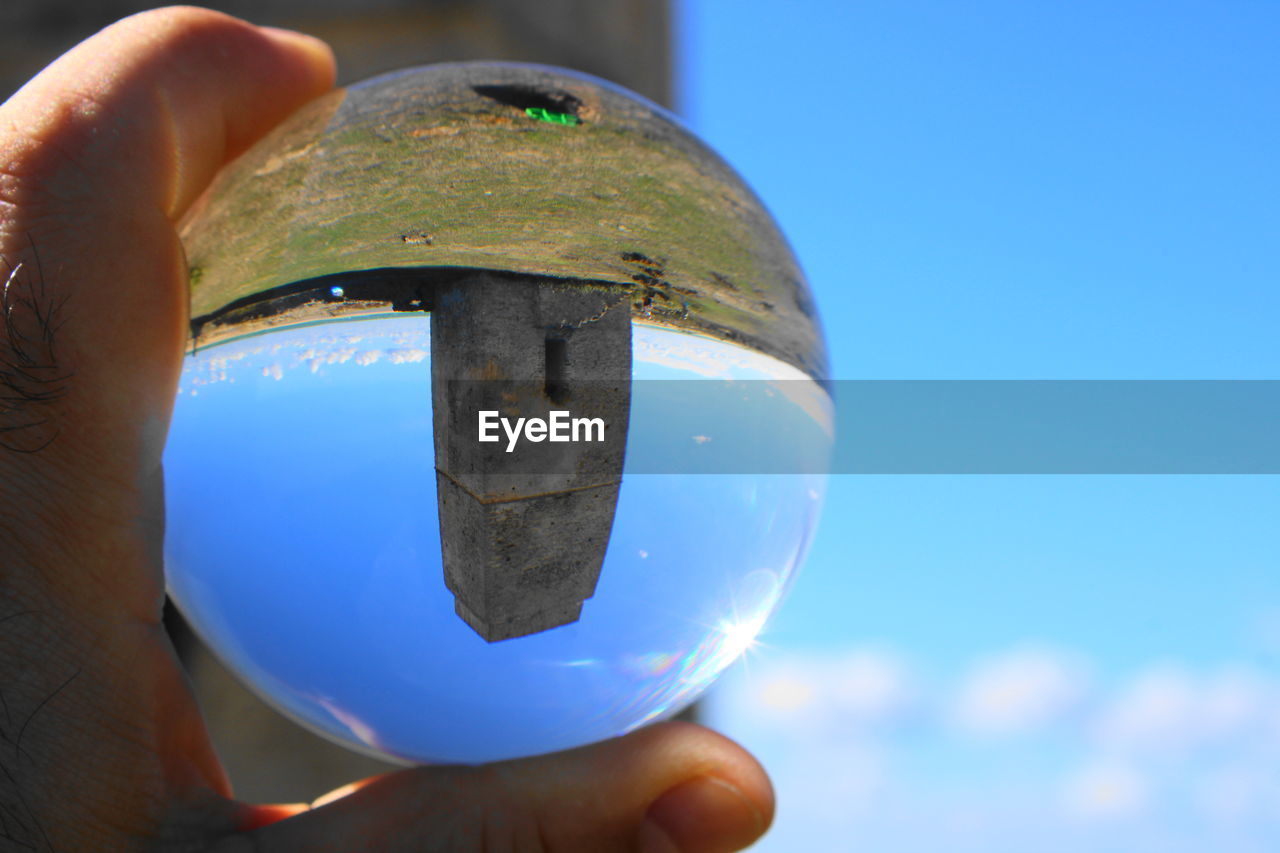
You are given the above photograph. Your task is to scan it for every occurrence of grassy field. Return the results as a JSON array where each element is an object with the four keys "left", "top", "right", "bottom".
[{"left": 181, "top": 63, "right": 826, "bottom": 378}]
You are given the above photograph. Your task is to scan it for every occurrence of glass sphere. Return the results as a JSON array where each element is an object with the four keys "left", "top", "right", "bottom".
[{"left": 165, "top": 62, "right": 830, "bottom": 764}]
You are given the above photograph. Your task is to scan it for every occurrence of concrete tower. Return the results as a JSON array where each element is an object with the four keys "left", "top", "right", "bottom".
[{"left": 430, "top": 273, "right": 631, "bottom": 641}]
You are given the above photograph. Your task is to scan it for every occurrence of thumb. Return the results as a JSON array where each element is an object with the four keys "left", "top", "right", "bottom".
[
  {"left": 235, "top": 722, "right": 775, "bottom": 853},
  {"left": 0, "top": 6, "right": 334, "bottom": 605},
  {"left": 0, "top": 7, "right": 335, "bottom": 834},
  {"left": 0, "top": 6, "right": 335, "bottom": 489}
]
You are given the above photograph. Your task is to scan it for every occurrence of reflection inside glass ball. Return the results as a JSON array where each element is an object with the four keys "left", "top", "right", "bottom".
[{"left": 164, "top": 316, "right": 829, "bottom": 764}]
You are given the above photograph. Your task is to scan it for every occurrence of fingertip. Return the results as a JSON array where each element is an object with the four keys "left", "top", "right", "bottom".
[
  {"left": 2, "top": 6, "right": 341, "bottom": 221},
  {"left": 643, "top": 720, "right": 776, "bottom": 841},
  {"left": 528, "top": 719, "right": 775, "bottom": 850},
  {"left": 257, "top": 26, "right": 337, "bottom": 91},
  {"left": 643, "top": 775, "right": 768, "bottom": 853},
  {"left": 242, "top": 722, "right": 777, "bottom": 851}
]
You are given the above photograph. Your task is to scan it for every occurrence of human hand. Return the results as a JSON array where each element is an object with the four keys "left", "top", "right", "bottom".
[{"left": 0, "top": 7, "right": 773, "bottom": 850}]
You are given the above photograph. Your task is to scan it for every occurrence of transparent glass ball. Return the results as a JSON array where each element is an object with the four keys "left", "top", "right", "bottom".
[{"left": 164, "top": 62, "right": 830, "bottom": 764}]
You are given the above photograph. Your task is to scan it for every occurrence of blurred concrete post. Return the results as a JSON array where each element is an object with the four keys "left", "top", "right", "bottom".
[{"left": 0, "top": 1, "right": 672, "bottom": 109}]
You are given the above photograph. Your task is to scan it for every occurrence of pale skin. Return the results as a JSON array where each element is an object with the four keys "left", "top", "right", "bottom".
[{"left": 0, "top": 7, "right": 773, "bottom": 851}]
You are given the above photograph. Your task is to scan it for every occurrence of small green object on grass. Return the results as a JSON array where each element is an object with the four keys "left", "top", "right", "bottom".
[{"left": 526, "top": 107, "right": 580, "bottom": 126}]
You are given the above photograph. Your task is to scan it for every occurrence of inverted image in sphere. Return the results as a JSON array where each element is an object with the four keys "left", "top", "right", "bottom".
[{"left": 167, "top": 62, "right": 829, "bottom": 764}]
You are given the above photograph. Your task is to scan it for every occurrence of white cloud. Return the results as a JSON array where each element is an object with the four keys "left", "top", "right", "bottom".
[
  {"left": 1061, "top": 761, "right": 1149, "bottom": 821},
  {"left": 1193, "top": 764, "right": 1274, "bottom": 823},
  {"left": 1095, "top": 665, "right": 1198, "bottom": 753},
  {"left": 707, "top": 643, "right": 1280, "bottom": 853},
  {"left": 717, "top": 647, "right": 916, "bottom": 733},
  {"left": 708, "top": 650, "right": 902, "bottom": 830},
  {"left": 827, "top": 650, "right": 916, "bottom": 723},
  {"left": 1200, "top": 667, "right": 1274, "bottom": 742},
  {"left": 952, "top": 647, "right": 1090, "bottom": 736},
  {"left": 755, "top": 670, "right": 817, "bottom": 715},
  {"left": 1094, "top": 664, "right": 1278, "bottom": 754}
]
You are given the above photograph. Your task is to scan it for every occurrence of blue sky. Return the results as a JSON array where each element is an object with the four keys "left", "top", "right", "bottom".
[{"left": 678, "top": 2, "right": 1280, "bottom": 850}]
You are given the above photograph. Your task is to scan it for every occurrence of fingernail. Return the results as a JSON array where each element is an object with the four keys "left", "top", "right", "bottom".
[{"left": 640, "top": 776, "right": 766, "bottom": 853}]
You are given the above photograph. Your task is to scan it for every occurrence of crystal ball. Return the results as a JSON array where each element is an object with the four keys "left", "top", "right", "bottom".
[{"left": 164, "top": 62, "right": 830, "bottom": 764}]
